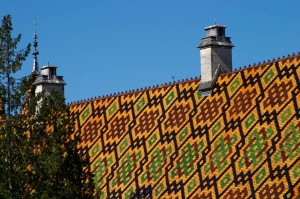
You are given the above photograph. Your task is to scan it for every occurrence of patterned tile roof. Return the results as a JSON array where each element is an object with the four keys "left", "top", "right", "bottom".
[{"left": 69, "top": 53, "right": 300, "bottom": 198}]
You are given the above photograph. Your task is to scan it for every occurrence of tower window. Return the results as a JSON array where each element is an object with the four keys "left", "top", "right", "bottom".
[{"left": 218, "top": 28, "right": 225, "bottom": 37}]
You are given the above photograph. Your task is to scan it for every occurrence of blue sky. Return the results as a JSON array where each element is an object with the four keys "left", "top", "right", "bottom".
[{"left": 1, "top": 0, "right": 299, "bottom": 103}]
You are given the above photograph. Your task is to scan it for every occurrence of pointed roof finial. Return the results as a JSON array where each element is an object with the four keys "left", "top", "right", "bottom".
[{"left": 32, "top": 17, "right": 39, "bottom": 74}]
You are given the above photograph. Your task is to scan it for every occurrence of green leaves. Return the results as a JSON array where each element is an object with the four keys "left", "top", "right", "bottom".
[
  {"left": 0, "top": 15, "right": 96, "bottom": 198},
  {"left": 0, "top": 15, "right": 30, "bottom": 75},
  {"left": 0, "top": 15, "right": 31, "bottom": 117}
]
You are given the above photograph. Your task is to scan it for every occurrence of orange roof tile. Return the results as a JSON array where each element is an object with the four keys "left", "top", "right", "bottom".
[{"left": 70, "top": 53, "right": 300, "bottom": 198}]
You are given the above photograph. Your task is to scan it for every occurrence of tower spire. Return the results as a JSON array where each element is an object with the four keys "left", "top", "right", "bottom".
[{"left": 32, "top": 18, "right": 39, "bottom": 73}]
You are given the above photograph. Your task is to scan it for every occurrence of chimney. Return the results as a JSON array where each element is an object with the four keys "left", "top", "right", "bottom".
[
  {"left": 33, "top": 65, "right": 66, "bottom": 97},
  {"left": 198, "top": 25, "right": 234, "bottom": 96}
]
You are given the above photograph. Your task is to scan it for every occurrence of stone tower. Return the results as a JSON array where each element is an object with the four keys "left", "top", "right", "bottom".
[
  {"left": 33, "top": 65, "right": 66, "bottom": 97},
  {"left": 198, "top": 25, "right": 234, "bottom": 96}
]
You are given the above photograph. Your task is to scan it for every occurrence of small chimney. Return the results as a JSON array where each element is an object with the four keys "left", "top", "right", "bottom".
[{"left": 198, "top": 25, "right": 234, "bottom": 96}]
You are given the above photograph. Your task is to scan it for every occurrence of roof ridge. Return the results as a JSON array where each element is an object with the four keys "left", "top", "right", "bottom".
[
  {"left": 67, "top": 76, "right": 201, "bottom": 106},
  {"left": 68, "top": 52, "right": 299, "bottom": 106},
  {"left": 221, "top": 51, "right": 300, "bottom": 76}
]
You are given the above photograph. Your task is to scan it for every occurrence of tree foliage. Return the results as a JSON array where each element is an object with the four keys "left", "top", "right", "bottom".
[
  {"left": 0, "top": 14, "right": 31, "bottom": 117},
  {"left": 0, "top": 15, "right": 96, "bottom": 198}
]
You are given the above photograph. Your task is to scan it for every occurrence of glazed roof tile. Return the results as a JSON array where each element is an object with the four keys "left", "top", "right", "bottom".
[{"left": 69, "top": 53, "right": 300, "bottom": 198}]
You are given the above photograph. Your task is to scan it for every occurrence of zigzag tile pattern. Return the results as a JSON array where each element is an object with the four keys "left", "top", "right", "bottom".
[{"left": 70, "top": 54, "right": 300, "bottom": 198}]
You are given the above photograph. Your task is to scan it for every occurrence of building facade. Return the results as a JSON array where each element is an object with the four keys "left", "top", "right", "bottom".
[
  {"left": 69, "top": 52, "right": 300, "bottom": 198},
  {"left": 44, "top": 25, "right": 300, "bottom": 198}
]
